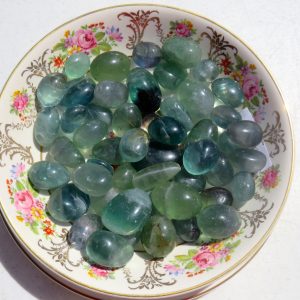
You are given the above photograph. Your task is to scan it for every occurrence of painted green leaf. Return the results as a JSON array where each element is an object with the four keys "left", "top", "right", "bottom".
[
  {"left": 188, "top": 249, "right": 198, "bottom": 257},
  {"left": 99, "top": 42, "right": 112, "bottom": 51},
  {"left": 251, "top": 96, "right": 260, "bottom": 107},
  {"left": 31, "top": 221, "right": 39, "bottom": 235},
  {"left": 53, "top": 42, "right": 65, "bottom": 52},
  {"left": 185, "top": 261, "right": 196, "bottom": 270},
  {"left": 15, "top": 180, "right": 26, "bottom": 191},
  {"left": 175, "top": 255, "right": 191, "bottom": 262},
  {"left": 95, "top": 32, "right": 105, "bottom": 41},
  {"left": 91, "top": 46, "right": 101, "bottom": 56}
]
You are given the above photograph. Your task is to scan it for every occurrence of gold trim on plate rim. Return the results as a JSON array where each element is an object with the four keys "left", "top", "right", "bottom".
[{"left": 0, "top": 3, "right": 295, "bottom": 299}]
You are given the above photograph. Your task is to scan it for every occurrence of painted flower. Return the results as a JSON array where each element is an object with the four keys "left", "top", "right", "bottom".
[
  {"left": 193, "top": 251, "right": 219, "bottom": 269},
  {"left": 242, "top": 73, "right": 260, "bottom": 100},
  {"left": 13, "top": 94, "right": 29, "bottom": 111},
  {"left": 53, "top": 56, "right": 64, "bottom": 68},
  {"left": 73, "top": 29, "right": 97, "bottom": 51},
  {"left": 10, "top": 163, "right": 26, "bottom": 179},
  {"left": 89, "top": 266, "right": 110, "bottom": 278},
  {"left": 175, "top": 23, "right": 191, "bottom": 37},
  {"left": 31, "top": 207, "right": 45, "bottom": 220},
  {"left": 14, "top": 190, "right": 34, "bottom": 213},
  {"left": 64, "top": 36, "right": 74, "bottom": 48},
  {"left": 106, "top": 26, "right": 123, "bottom": 42},
  {"left": 253, "top": 105, "right": 267, "bottom": 123},
  {"left": 208, "top": 242, "right": 224, "bottom": 253},
  {"left": 169, "top": 19, "right": 196, "bottom": 37},
  {"left": 164, "top": 264, "right": 185, "bottom": 276},
  {"left": 67, "top": 45, "right": 81, "bottom": 55},
  {"left": 260, "top": 166, "right": 280, "bottom": 190},
  {"left": 43, "top": 226, "right": 54, "bottom": 235},
  {"left": 220, "top": 57, "right": 232, "bottom": 75},
  {"left": 35, "top": 200, "right": 45, "bottom": 209}
]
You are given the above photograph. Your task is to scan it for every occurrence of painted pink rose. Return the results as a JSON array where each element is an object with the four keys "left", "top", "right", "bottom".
[
  {"left": 73, "top": 29, "right": 97, "bottom": 50},
  {"left": 262, "top": 169, "right": 279, "bottom": 188},
  {"left": 242, "top": 73, "right": 260, "bottom": 100},
  {"left": 14, "top": 190, "right": 34, "bottom": 213},
  {"left": 175, "top": 23, "right": 191, "bottom": 37},
  {"left": 193, "top": 251, "right": 219, "bottom": 269},
  {"left": 13, "top": 94, "right": 29, "bottom": 111},
  {"left": 91, "top": 266, "right": 109, "bottom": 277},
  {"left": 35, "top": 200, "right": 45, "bottom": 209}
]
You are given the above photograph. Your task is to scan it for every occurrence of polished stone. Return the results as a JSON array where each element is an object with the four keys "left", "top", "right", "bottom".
[
  {"left": 211, "top": 105, "right": 241, "bottom": 129},
  {"left": 174, "top": 169, "right": 206, "bottom": 191},
  {"left": 201, "top": 187, "right": 233, "bottom": 207},
  {"left": 191, "top": 59, "right": 219, "bottom": 82},
  {"left": 61, "top": 105, "right": 88, "bottom": 134},
  {"left": 87, "top": 103, "right": 112, "bottom": 127},
  {"left": 64, "top": 52, "right": 90, "bottom": 79},
  {"left": 112, "top": 163, "right": 136, "bottom": 190},
  {"left": 173, "top": 218, "right": 200, "bottom": 242},
  {"left": 132, "top": 41, "right": 161, "bottom": 68}
]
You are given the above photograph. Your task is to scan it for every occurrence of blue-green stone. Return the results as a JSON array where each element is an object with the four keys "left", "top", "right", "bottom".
[
  {"left": 92, "top": 138, "right": 121, "bottom": 165},
  {"left": 87, "top": 158, "right": 114, "bottom": 175},
  {"left": 183, "top": 139, "right": 220, "bottom": 175},
  {"left": 28, "top": 161, "right": 69, "bottom": 190},
  {"left": 227, "top": 120, "right": 263, "bottom": 148},
  {"left": 89, "top": 189, "right": 118, "bottom": 216},
  {"left": 201, "top": 187, "right": 233, "bottom": 207},
  {"left": 148, "top": 116, "right": 187, "bottom": 146},
  {"left": 206, "top": 154, "right": 234, "bottom": 186},
  {"left": 48, "top": 136, "right": 85, "bottom": 169},
  {"left": 37, "top": 73, "right": 68, "bottom": 107},
  {"left": 102, "top": 188, "right": 152, "bottom": 235},
  {"left": 141, "top": 215, "right": 176, "bottom": 258},
  {"left": 61, "top": 105, "right": 88, "bottom": 133},
  {"left": 73, "top": 162, "right": 112, "bottom": 197},
  {"left": 162, "top": 36, "right": 202, "bottom": 68},
  {"left": 211, "top": 78, "right": 244, "bottom": 108},
  {"left": 87, "top": 103, "right": 112, "bottom": 127},
  {"left": 191, "top": 59, "right": 219, "bottom": 82},
  {"left": 196, "top": 205, "right": 241, "bottom": 239},
  {"left": 127, "top": 68, "right": 162, "bottom": 115},
  {"left": 112, "top": 163, "right": 136, "bottom": 190},
  {"left": 91, "top": 51, "right": 131, "bottom": 82},
  {"left": 60, "top": 78, "right": 95, "bottom": 107},
  {"left": 68, "top": 214, "right": 102, "bottom": 250},
  {"left": 227, "top": 172, "right": 255, "bottom": 208},
  {"left": 86, "top": 230, "right": 134, "bottom": 268},
  {"left": 64, "top": 52, "right": 90, "bottom": 79},
  {"left": 211, "top": 105, "right": 241, "bottom": 129},
  {"left": 173, "top": 218, "right": 200, "bottom": 242},
  {"left": 93, "top": 80, "right": 128, "bottom": 109},
  {"left": 160, "top": 94, "right": 193, "bottom": 131},
  {"left": 47, "top": 183, "right": 90, "bottom": 223},
  {"left": 132, "top": 41, "right": 161, "bottom": 68},
  {"left": 218, "top": 131, "right": 241, "bottom": 156},
  {"left": 33, "top": 107, "right": 60, "bottom": 148},
  {"left": 112, "top": 103, "right": 142, "bottom": 136},
  {"left": 119, "top": 128, "right": 149, "bottom": 162},
  {"left": 174, "top": 169, "right": 206, "bottom": 191}
]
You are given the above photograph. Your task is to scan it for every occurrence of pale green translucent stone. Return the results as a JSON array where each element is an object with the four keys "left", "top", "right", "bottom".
[
  {"left": 64, "top": 52, "right": 90, "bottom": 79},
  {"left": 112, "top": 164, "right": 136, "bottom": 190}
]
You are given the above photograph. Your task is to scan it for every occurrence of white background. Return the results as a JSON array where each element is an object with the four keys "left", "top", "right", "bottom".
[{"left": 0, "top": 0, "right": 299, "bottom": 299}]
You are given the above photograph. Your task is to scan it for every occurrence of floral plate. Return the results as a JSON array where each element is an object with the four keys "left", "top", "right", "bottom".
[{"left": 0, "top": 4, "right": 294, "bottom": 300}]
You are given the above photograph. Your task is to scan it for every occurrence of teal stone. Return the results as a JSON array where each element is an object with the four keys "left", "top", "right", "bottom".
[
  {"left": 28, "top": 161, "right": 69, "bottom": 190},
  {"left": 61, "top": 105, "right": 88, "bottom": 133},
  {"left": 87, "top": 103, "right": 112, "bottom": 127},
  {"left": 89, "top": 188, "right": 118, "bottom": 216},
  {"left": 141, "top": 215, "right": 176, "bottom": 258},
  {"left": 119, "top": 129, "right": 149, "bottom": 162},
  {"left": 151, "top": 181, "right": 203, "bottom": 220},
  {"left": 206, "top": 154, "right": 234, "bottom": 186},
  {"left": 185, "top": 119, "right": 218, "bottom": 145},
  {"left": 87, "top": 158, "right": 114, "bottom": 175},
  {"left": 112, "top": 164, "right": 136, "bottom": 190},
  {"left": 112, "top": 103, "right": 142, "bottom": 136},
  {"left": 60, "top": 78, "right": 95, "bottom": 107},
  {"left": 68, "top": 214, "right": 102, "bottom": 250},
  {"left": 174, "top": 169, "right": 206, "bottom": 191},
  {"left": 160, "top": 94, "right": 193, "bottom": 131},
  {"left": 183, "top": 139, "right": 220, "bottom": 175},
  {"left": 86, "top": 230, "right": 134, "bottom": 268},
  {"left": 201, "top": 187, "right": 233, "bottom": 207},
  {"left": 211, "top": 78, "right": 244, "bottom": 108},
  {"left": 132, "top": 41, "right": 162, "bottom": 68},
  {"left": 218, "top": 131, "right": 241, "bottom": 156},
  {"left": 211, "top": 105, "right": 241, "bottom": 129},
  {"left": 64, "top": 52, "right": 90, "bottom": 79},
  {"left": 37, "top": 73, "right": 68, "bottom": 107},
  {"left": 230, "top": 148, "right": 266, "bottom": 173},
  {"left": 48, "top": 137, "right": 85, "bottom": 169},
  {"left": 90, "top": 51, "right": 131, "bottom": 82},
  {"left": 47, "top": 183, "right": 90, "bottom": 223},
  {"left": 93, "top": 80, "right": 128, "bottom": 109},
  {"left": 127, "top": 68, "right": 162, "bottom": 115},
  {"left": 133, "top": 162, "right": 181, "bottom": 191},
  {"left": 177, "top": 79, "right": 215, "bottom": 122},
  {"left": 227, "top": 120, "right": 263, "bottom": 148},
  {"left": 102, "top": 188, "right": 152, "bottom": 235},
  {"left": 73, "top": 119, "right": 108, "bottom": 150},
  {"left": 73, "top": 162, "right": 112, "bottom": 197},
  {"left": 33, "top": 107, "right": 60, "bottom": 148},
  {"left": 153, "top": 60, "right": 187, "bottom": 90},
  {"left": 92, "top": 138, "right": 121, "bottom": 165},
  {"left": 196, "top": 205, "right": 241, "bottom": 239},
  {"left": 162, "top": 36, "right": 202, "bottom": 68},
  {"left": 227, "top": 172, "right": 255, "bottom": 208},
  {"left": 148, "top": 116, "right": 187, "bottom": 146},
  {"left": 173, "top": 218, "right": 200, "bottom": 242},
  {"left": 191, "top": 59, "right": 219, "bottom": 82}
]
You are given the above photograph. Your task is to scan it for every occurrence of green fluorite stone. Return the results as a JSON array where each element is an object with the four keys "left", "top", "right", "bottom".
[
  {"left": 191, "top": 59, "right": 219, "bottom": 82},
  {"left": 218, "top": 132, "right": 240, "bottom": 156},
  {"left": 151, "top": 181, "right": 202, "bottom": 220},
  {"left": 89, "top": 189, "right": 118, "bottom": 216},
  {"left": 211, "top": 105, "right": 241, "bottom": 129},
  {"left": 162, "top": 36, "right": 202, "bottom": 68},
  {"left": 87, "top": 103, "right": 112, "bottom": 127},
  {"left": 92, "top": 138, "right": 121, "bottom": 165},
  {"left": 196, "top": 205, "right": 241, "bottom": 239},
  {"left": 119, "top": 128, "right": 149, "bottom": 162},
  {"left": 102, "top": 188, "right": 152, "bottom": 235},
  {"left": 112, "top": 163, "right": 136, "bottom": 190},
  {"left": 201, "top": 187, "right": 233, "bottom": 207},
  {"left": 73, "top": 162, "right": 112, "bottom": 197},
  {"left": 64, "top": 52, "right": 90, "bottom": 79},
  {"left": 173, "top": 218, "right": 200, "bottom": 242},
  {"left": 90, "top": 51, "right": 131, "bottom": 82},
  {"left": 112, "top": 103, "right": 142, "bottom": 136},
  {"left": 133, "top": 162, "right": 181, "bottom": 191},
  {"left": 61, "top": 105, "right": 88, "bottom": 134},
  {"left": 174, "top": 169, "right": 206, "bottom": 191},
  {"left": 141, "top": 215, "right": 176, "bottom": 258},
  {"left": 86, "top": 230, "right": 134, "bottom": 268},
  {"left": 28, "top": 161, "right": 69, "bottom": 190}
]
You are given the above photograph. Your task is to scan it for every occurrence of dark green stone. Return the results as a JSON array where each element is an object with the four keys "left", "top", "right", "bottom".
[
  {"left": 92, "top": 138, "right": 122, "bottom": 165},
  {"left": 201, "top": 187, "right": 233, "bottom": 207},
  {"left": 173, "top": 218, "right": 200, "bottom": 242},
  {"left": 174, "top": 169, "right": 206, "bottom": 191}
]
